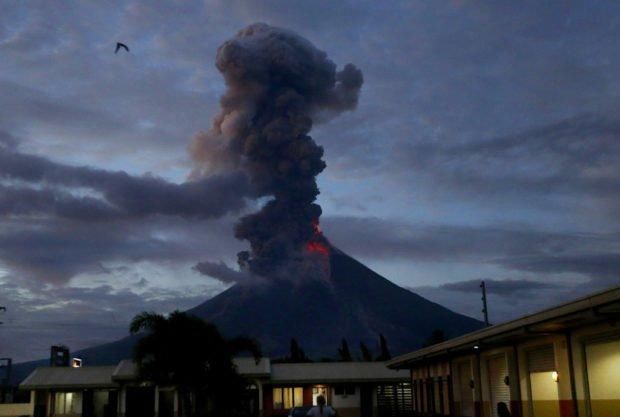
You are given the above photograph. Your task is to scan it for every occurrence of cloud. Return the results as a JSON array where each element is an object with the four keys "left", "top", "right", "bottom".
[
  {"left": 438, "top": 279, "right": 561, "bottom": 296},
  {"left": 0, "top": 143, "right": 250, "bottom": 221},
  {"left": 1, "top": 0, "right": 620, "bottom": 360},
  {"left": 0, "top": 278, "right": 223, "bottom": 363},
  {"left": 500, "top": 253, "right": 620, "bottom": 284},
  {"left": 192, "top": 260, "right": 254, "bottom": 284},
  {"left": 322, "top": 215, "right": 578, "bottom": 261},
  {"left": 396, "top": 115, "right": 620, "bottom": 218},
  {"left": 322, "top": 215, "right": 620, "bottom": 286},
  {"left": 410, "top": 283, "right": 585, "bottom": 325},
  {"left": 0, "top": 215, "right": 244, "bottom": 285}
]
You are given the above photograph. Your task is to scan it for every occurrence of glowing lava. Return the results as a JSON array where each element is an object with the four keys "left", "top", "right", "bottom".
[
  {"left": 307, "top": 219, "right": 330, "bottom": 256},
  {"left": 307, "top": 241, "right": 330, "bottom": 256}
]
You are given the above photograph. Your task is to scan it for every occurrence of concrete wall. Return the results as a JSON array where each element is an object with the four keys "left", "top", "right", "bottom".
[
  {"left": 0, "top": 402, "right": 33, "bottom": 417},
  {"left": 406, "top": 320, "right": 620, "bottom": 417},
  {"left": 0, "top": 390, "right": 34, "bottom": 417},
  {"left": 330, "top": 385, "right": 360, "bottom": 417},
  {"left": 571, "top": 323, "right": 620, "bottom": 417}
]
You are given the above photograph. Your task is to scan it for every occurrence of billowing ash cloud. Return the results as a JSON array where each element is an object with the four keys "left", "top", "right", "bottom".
[
  {"left": 192, "top": 260, "right": 254, "bottom": 285},
  {"left": 191, "top": 23, "right": 363, "bottom": 277}
]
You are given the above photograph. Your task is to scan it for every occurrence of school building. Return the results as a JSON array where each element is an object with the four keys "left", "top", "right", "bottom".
[
  {"left": 387, "top": 286, "right": 620, "bottom": 417},
  {"left": 1, "top": 358, "right": 410, "bottom": 417}
]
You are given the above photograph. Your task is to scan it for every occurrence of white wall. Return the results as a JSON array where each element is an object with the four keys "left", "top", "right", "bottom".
[
  {"left": 0, "top": 403, "right": 32, "bottom": 417},
  {"left": 331, "top": 386, "right": 360, "bottom": 408}
]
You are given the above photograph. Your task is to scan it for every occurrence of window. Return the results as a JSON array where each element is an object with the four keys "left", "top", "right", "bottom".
[
  {"left": 334, "top": 384, "right": 355, "bottom": 396},
  {"left": 54, "top": 391, "right": 82, "bottom": 415},
  {"left": 273, "top": 387, "right": 303, "bottom": 409}
]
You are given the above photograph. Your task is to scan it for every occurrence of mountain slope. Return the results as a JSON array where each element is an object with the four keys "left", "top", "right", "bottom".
[
  {"left": 188, "top": 247, "right": 483, "bottom": 357},
  {"left": 11, "top": 248, "right": 483, "bottom": 383}
]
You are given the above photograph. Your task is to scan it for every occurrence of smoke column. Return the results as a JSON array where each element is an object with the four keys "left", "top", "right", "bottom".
[{"left": 191, "top": 23, "right": 363, "bottom": 277}]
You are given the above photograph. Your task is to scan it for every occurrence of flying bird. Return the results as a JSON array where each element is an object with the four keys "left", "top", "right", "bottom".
[{"left": 115, "top": 42, "right": 129, "bottom": 54}]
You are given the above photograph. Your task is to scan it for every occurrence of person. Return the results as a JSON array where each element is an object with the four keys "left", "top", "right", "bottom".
[
  {"left": 497, "top": 402, "right": 512, "bottom": 417},
  {"left": 306, "top": 395, "right": 336, "bottom": 417}
]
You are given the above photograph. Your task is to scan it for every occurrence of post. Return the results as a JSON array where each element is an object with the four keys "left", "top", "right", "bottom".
[
  {"left": 154, "top": 386, "right": 160, "bottom": 417},
  {"left": 256, "top": 380, "right": 263, "bottom": 417},
  {"left": 480, "top": 281, "right": 490, "bottom": 326}
]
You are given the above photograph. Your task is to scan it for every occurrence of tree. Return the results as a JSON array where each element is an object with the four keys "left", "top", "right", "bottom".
[
  {"left": 359, "top": 341, "right": 373, "bottom": 362},
  {"left": 338, "top": 338, "right": 353, "bottom": 362},
  {"left": 288, "top": 338, "right": 310, "bottom": 362},
  {"left": 423, "top": 329, "right": 446, "bottom": 347},
  {"left": 376, "top": 334, "right": 391, "bottom": 361},
  {"left": 130, "top": 311, "right": 261, "bottom": 417}
]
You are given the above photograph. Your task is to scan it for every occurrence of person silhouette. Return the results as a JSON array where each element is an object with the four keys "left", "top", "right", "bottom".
[
  {"left": 307, "top": 395, "right": 336, "bottom": 417},
  {"left": 497, "top": 402, "right": 512, "bottom": 417}
]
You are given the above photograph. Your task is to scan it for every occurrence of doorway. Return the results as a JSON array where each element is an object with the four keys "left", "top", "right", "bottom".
[
  {"left": 312, "top": 385, "right": 329, "bottom": 405},
  {"left": 585, "top": 338, "right": 620, "bottom": 417},
  {"left": 487, "top": 354, "right": 510, "bottom": 417},
  {"left": 526, "top": 345, "right": 560, "bottom": 417}
]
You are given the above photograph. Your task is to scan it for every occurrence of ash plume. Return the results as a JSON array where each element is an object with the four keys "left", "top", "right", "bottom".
[
  {"left": 191, "top": 23, "right": 363, "bottom": 277},
  {"left": 192, "top": 260, "right": 256, "bottom": 285}
]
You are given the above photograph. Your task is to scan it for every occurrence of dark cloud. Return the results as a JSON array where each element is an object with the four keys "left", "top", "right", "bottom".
[
  {"left": 322, "top": 215, "right": 619, "bottom": 286},
  {"left": 438, "top": 279, "right": 561, "bottom": 296},
  {"left": 410, "top": 283, "right": 586, "bottom": 325},
  {"left": 0, "top": 279, "right": 222, "bottom": 362},
  {"left": 0, "top": 215, "right": 244, "bottom": 285},
  {"left": 321, "top": 215, "right": 583, "bottom": 261},
  {"left": 501, "top": 253, "right": 620, "bottom": 284},
  {"left": 0, "top": 143, "right": 249, "bottom": 221},
  {"left": 397, "top": 115, "right": 620, "bottom": 218},
  {"left": 1, "top": 0, "right": 620, "bottom": 361}
]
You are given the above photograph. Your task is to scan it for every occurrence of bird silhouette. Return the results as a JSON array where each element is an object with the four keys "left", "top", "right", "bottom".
[{"left": 115, "top": 42, "right": 129, "bottom": 54}]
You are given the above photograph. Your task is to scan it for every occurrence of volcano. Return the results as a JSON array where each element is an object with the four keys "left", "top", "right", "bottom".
[{"left": 11, "top": 248, "right": 482, "bottom": 384}]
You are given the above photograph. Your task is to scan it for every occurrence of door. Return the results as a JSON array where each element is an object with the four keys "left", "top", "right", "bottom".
[
  {"left": 360, "top": 384, "right": 373, "bottom": 417},
  {"left": 527, "top": 345, "right": 560, "bottom": 417},
  {"left": 487, "top": 354, "right": 510, "bottom": 417},
  {"left": 457, "top": 360, "right": 475, "bottom": 417},
  {"left": 312, "top": 385, "right": 329, "bottom": 405},
  {"left": 585, "top": 338, "right": 620, "bottom": 417}
]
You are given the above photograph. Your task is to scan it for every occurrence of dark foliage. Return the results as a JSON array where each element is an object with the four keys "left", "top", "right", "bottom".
[
  {"left": 422, "top": 329, "right": 446, "bottom": 348},
  {"left": 338, "top": 339, "right": 353, "bottom": 362},
  {"left": 376, "top": 334, "right": 391, "bottom": 361},
  {"left": 130, "top": 311, "right": 261, "bottom": 417},
  {"left": 359, "top": 342, "right": 373, "bottom": 362}
]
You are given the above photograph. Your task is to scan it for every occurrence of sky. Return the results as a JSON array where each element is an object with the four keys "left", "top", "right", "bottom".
[{"left": 1, "top": 0, "right": 620, "bottom": 362}]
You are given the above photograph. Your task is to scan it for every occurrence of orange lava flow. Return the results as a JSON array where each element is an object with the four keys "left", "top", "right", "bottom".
[{"left": 306, "top": 241, "right": 330, "bottom": 256}]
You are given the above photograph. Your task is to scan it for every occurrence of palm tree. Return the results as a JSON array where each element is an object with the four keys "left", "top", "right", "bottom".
[
  {"left": 359, "top": 341, "right": 373, "bottom": 362},
  {"left": 337, "top": 338, "right": 352, "bottom": 362},
  {"left": 375, "top": 334, "right": 391, "bottom": 361},
  {"left": 130, "top": 311, "right": 261, "bottom": 417}
]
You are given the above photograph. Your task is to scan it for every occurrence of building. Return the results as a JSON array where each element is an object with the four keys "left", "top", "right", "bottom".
[
  {"left": 8, "top": 358, "right": 409, "bottom": 417},
  {"left": 387, "top": 286, "right": 620, "bottom": 417},
  {"left": 260, "top": 361, "right": 410, "bottom": 417}
]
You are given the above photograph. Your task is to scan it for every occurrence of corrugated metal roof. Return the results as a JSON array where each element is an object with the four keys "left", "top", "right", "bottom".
[
  {"left": 111, "top": 358, "right": 271, "bottom": 381},
  {"left": 270, "top": 362, "right": 408, "bottom": 383},
  {"left": 112, "top": 359, "right": 136, "bottom": 381},
  {"left": 387, "top": 286, "right": 620, "bottom": 369},
  {"left": 20, "top": 366, "right": 117, "bottom": 389},
  {"left": 19, "top": 360, "right": 405, "bottom": 389},
  {"left": 234, "top": 357, "right": 271, "bottom": 376}
]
